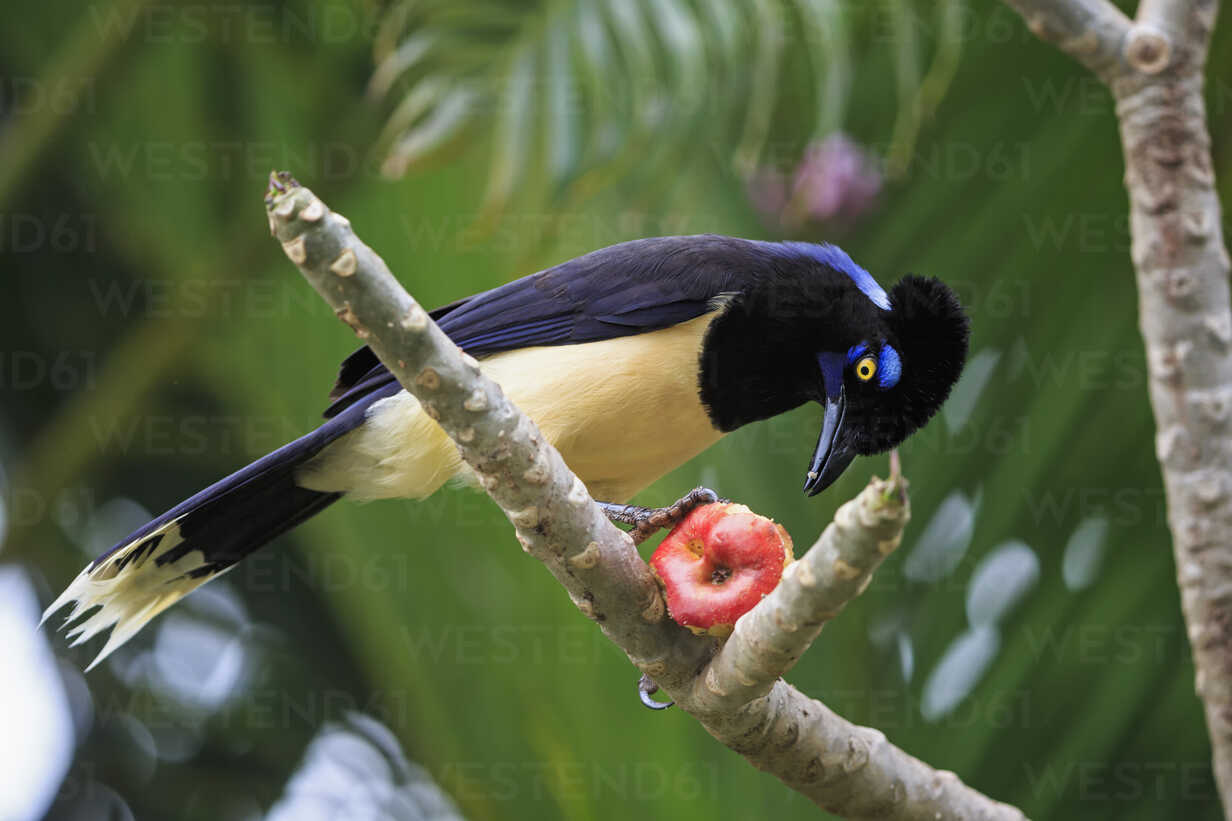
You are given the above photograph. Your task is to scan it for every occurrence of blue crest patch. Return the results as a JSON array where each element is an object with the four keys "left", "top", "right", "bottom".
[{"left": 770, "top": 241, "right": 891, "bottom": 311}]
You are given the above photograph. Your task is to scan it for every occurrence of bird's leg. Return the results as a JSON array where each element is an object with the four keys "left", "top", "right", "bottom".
[
  {"left": 599, "top": 488, "right": 718, "bottom": 712},
  {"left": 596, "top": 486, "right": 722, "bottom": 545}
]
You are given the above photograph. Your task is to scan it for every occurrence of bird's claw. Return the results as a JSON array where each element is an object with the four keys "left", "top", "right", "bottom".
[
  {"left": 638, "top": 673, "right": 674, "bottom": 710},
  {"left": 598, "top": 487, "right": 723, "bottom": 545}
]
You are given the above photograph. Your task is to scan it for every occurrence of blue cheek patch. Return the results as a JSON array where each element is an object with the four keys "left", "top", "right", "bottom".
[{"left": 877, "top": 346, "right": 902, "bottom": 389}]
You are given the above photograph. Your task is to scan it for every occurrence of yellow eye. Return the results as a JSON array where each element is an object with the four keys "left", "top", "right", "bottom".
[{"left": 855, "top": 356, "right": 877, "bottom": 382}]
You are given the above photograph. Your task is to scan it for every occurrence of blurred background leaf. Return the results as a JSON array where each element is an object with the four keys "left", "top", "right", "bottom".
[
  {"left": 1, "top": 0, "right": 1229, "bottom": 819},
  {"left": 370, "top": 0, "right": 965, "bottom": 226}
]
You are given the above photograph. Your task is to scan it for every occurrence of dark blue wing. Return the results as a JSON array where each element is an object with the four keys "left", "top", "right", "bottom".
[{"left": 323, "top": 235, "right": 766, "bottom": 418}]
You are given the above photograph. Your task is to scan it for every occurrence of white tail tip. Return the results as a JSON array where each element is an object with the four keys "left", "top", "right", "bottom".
[{"left": 42, "top": 520, "right": 225, "bottom": 670}]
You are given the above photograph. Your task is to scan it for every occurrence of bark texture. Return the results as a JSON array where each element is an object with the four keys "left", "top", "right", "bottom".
[{"left": 1002, "top": 0, "right": 1232, "bottom": 811}]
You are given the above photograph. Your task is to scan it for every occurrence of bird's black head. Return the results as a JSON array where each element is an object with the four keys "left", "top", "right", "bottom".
[{"left": 697, "top": 241, "right": 970, "bottom": 495}]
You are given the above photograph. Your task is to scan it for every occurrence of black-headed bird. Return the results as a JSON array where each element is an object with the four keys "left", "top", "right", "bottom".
[{"left": 43, "top": 235, "right": 969, "bottom": 667}]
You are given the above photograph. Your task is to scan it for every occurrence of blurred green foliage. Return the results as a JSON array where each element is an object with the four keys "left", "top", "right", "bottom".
[{"left": 3, "top": 0, "right": 1231, "bottom": 819}]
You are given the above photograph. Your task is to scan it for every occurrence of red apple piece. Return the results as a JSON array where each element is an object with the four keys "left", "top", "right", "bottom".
[{"left": 649, "top": 503, "right": 794, "bottom": 637}]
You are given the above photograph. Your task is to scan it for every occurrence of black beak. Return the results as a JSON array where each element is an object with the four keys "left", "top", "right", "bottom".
[{"left": 803, "top": 386, "right": 857, "bottom": 496}]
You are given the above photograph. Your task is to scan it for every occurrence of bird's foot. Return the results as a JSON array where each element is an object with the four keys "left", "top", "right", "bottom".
[
  {"left": 597, "top": 487, "right": 722, "bottom": 545},
  {"left": 637, "top": 673, "right": 674, "bottom": 710}
]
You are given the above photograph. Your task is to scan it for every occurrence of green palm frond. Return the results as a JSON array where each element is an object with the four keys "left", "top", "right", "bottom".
[{"left": 371, "top": 0, "right": 965, "bottom": 220}]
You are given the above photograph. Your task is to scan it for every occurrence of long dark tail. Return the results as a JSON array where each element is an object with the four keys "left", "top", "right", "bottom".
[{"left": 41, "top": 413, "right": 362, "bottom": 670}]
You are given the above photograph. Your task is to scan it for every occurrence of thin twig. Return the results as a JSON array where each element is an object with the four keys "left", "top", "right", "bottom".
[{"left": 998, "top": 0, "right": 1132, "bottom": 79}]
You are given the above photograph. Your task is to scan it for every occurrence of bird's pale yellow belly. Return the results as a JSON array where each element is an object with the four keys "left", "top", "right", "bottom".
[{"left": 298, "top": 313, "right": 725, "bottom": 504}]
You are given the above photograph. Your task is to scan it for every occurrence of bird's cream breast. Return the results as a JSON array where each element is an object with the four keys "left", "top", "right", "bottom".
[
  {"left": 299, "top": 313, "right": 725, "bottom": 504},
  {"left": 483, "top": 312, "right": 724, "bottom": 502}
]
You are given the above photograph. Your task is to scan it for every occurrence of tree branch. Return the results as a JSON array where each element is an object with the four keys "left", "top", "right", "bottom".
[
  {"left": 1138, "top": 0, "right": 1216, "bottom": 52},
  {"left": 264, "top": 172, "right": 1026, "bottom": 820},
  {"left": 696, "top": 679, "right": 1020, "bottom": 820},
  {"left": 997, "top": 0, "right": 1132, "bottom": 79},
  {"left": 1003, "top": 0, "right": 1232, "bottom": 812}
]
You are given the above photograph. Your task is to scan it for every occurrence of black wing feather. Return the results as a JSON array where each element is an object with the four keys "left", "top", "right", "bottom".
[{"left": 324, "top": 235, "right": 766, "bottom": 417}]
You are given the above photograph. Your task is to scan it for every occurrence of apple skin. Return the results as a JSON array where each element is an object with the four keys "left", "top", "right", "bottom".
[{"left": 649, "top": 503, "right": 794, "bottom": 637}]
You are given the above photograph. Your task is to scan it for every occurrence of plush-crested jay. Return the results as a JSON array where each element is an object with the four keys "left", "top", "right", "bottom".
[{"left": 44, "top": 235, "right": 969, "bottom": 668}]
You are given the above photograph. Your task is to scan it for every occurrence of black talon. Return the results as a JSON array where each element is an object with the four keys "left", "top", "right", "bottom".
[
  {"left": 638, "top": 674, "right": 674, "bottom": 710},
  {"left": 595, "top": 501, "right": 645, "bottom": 528}
]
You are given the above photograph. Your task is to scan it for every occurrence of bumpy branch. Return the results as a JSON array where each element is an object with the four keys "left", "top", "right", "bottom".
[
  {"left": 1002, "top": 0, "right": 1232, "bottom": 812},
  {"left": 681, "top": 478, "right": 1025, "bottom": 819},
  {"left": 264, "top": 173, "right": 1025, "bottom": 820},
  {"left": 694, "top": 475, "right": 910, "bottom": 711}
]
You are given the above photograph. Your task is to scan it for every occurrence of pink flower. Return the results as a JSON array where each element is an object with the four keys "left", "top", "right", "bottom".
[{"left": 746, "top": 134, "right": 883, "bottom": 231}]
